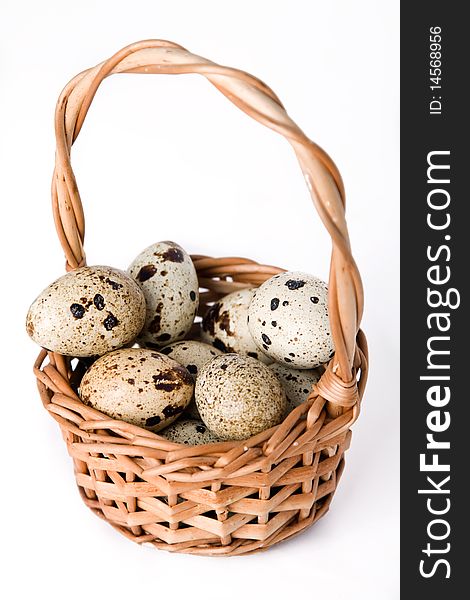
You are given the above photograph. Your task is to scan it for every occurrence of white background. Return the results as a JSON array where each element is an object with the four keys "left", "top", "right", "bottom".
[{"left": 0, "top": 1, "right": 399, "bottom": 598}]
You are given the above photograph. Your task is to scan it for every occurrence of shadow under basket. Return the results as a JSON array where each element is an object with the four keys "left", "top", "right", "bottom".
[{"left": 33, "top": 40, "right": 369, "bottom": 556}]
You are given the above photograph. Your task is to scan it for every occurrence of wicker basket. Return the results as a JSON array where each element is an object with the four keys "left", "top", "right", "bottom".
[{"left": 34, "top": 39, "right": 368, "bottom": 556}]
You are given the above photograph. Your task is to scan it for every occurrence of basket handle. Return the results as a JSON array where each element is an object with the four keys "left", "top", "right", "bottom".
[{"left": 52, "top": 39, "right": 364, "bottom": 385}]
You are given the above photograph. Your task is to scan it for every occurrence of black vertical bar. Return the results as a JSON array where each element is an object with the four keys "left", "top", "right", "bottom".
[{"left": 401, "top": 3, "right": 467, "bottom": 596}]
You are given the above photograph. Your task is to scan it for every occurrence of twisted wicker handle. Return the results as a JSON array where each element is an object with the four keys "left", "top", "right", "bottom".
[{"left": 52, "top": 39, "right": 363, "bottom": 385}]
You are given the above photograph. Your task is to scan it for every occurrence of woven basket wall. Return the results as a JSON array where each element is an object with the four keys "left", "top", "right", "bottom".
[{"left": 33, "top": 39, "right": 368, "bottom": 556}]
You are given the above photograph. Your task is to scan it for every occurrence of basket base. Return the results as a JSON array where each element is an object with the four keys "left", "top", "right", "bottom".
[{"left": 77, "top": 457, "right": 345, "bottom": 557}]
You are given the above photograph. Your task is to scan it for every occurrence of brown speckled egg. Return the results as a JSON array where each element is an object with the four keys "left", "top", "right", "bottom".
[
  {"left": 269, "top": 363, "right": 321, "bottom": 414},
  {"left": 160, "top": 340, "right": 222, "bottom": 419},
  {"left": 128, "top": 241, "right": 199, "bottom": 348},
  {"left": 160, "top": 340, "right": 222, "bottom": 379},
  {"left": 201, "top": 288, "right": 271, "bottom": 363},
  {"left": 79, "top": 348, "right": 193, "bottom": 432},
  {"left": 195, "top": 354, "right": 287, "bottom": 441},
  {"left": 248, "top": 271, "right": 334, "bottom": 369},
  {"left": 160, "top": 418, "right": 221, "bottom": 445},
  {"left": 26, "top": 266, "right": 146, "bottom": 357}
]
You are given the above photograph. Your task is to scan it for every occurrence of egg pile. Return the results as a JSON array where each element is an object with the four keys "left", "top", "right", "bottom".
[{"left": 26, "top": 241, "right": 334, "bottom": 444}]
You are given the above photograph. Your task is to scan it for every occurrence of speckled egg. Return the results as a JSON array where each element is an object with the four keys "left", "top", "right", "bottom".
[
  {"left": 269, "top": 363, "right": 321, "bottom": 414},
  {"left": 160, "top": 340, "right": 222, "bottom": 379},
  {"left": 26, "top": 266, "right": 146, "bottom": 357},
  {"left": 248, "top": 271, "right": 334, "bottom": 369},
  {"left": 195, "top": 354, "right": 287, "bottom": 441},
  {"left": 160, "top": 418, "right": 221, "bottom": 445},
  {"left": 128, "top": 241, "right": 199, "bottom": 348},
  {"left": 201, "top": 288, "right": 271, "bottom": 363},
  {"left": 79, "top": 348, "right": 193, "bottom": 432},
  {"left": 160, "top": 340, "right": 222, "bottom": 419}
]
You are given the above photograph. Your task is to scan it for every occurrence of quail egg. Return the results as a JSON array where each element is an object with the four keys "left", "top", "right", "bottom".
[
  {"left": 269, "top": 362, "right": 321, "bottom": 414},
  {"left": 247, "top": 271, "right": 334, "bottom": 368},
  {"left": 79, "top": 348, "right": 193, "bottom": 432},
  {"left": 195, "top": 354, "right": 287, "bottom": 440},
  {"left": 201, "top": 288, "right": 271, "bottom": 363},
  {"left": 128, "top": 241, "right": 199, "bottom": 348},
  {"left": 160, "top": 418, "right": 221, "bottom": 445},
  {"left": 26, "top": 266, "right": 146, "bottom": 357}
]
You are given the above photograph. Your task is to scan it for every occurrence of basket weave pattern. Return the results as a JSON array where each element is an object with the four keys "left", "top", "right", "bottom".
[{"left": 34, "top": 40, "right": 368, "bottom": 555}]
